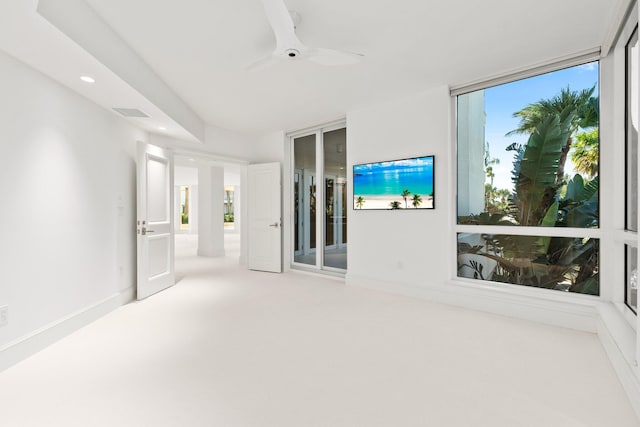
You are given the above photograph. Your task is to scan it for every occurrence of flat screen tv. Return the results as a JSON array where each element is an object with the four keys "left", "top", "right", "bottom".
[{"left": 353, "top": 155, "right": 434, "bottom": 210}]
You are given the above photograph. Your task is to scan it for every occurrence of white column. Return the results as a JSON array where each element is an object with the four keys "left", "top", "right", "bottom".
[
  {"left": 197, "top": 165, "right": 225, "bottom": 257},
  {"left": 190, "top": 185, "right": 199, "bottom": 234},
  {"left": 173, "top": 185, "right": 181, "bottom": 233},
  {"left": 231, "top": 185, "right": 241, "bottom": 234},
  {"left": 239, "top": 167, "right": 248, "bottom": 266}
]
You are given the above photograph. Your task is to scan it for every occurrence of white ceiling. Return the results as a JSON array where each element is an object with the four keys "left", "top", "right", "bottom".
[
  {"left": 0, "top": 0, "right": 200, "bottom": 142},
  {"left": 0, "top": 0, "right": 626, "bottom": 137}
]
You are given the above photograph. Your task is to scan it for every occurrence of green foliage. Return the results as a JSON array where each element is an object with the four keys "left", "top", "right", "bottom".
[
  {"left": 224, "top": 213, "right": 234, "bottom": 222},
  {"left": 355, "top": 196, "right": 365, "bottom": 209},
  {"left": 511, "top": 107, "right": 574, "bottom": 226},
  {"left": 459, "top": 84, "right": 600, "bottom": 295},
  {"left": 458, "top": 212, "right": 515, "bottom": 226},
  {"left": 508, "top": 85, "right": 598, "bottom": 137},
  {"left": 181, "top": 213, "right": 189, "bottom": 224},
  {"left": 557, "top": 175, "right": 598, "bottom": 228},
  {"left": 390, "top": 201, "right": 401, "bottom": 209},
  {"left": 467, "top": 234, "right": 599, "bottom": 293},
  {"left": 508, "top": 85, "right": 598, "bottom": 184},
  {"left": 484, "top": 141, "right": 500, "bottom": 185},
  {"left": 570, "top": 129, "right": 599, "bottom": 178},
  {"left": 485, "top": 185, "right": 511, "bottom": 214}
]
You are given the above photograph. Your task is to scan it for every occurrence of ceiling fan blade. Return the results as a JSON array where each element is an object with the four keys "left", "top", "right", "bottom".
[
  {"left": 261, "top": 0, "right": 302, "bottom": 52},
  {"left": 307, "top": 48, "right": 364, "bottom": 66}
]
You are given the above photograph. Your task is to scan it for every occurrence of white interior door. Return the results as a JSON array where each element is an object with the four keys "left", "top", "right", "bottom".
[
  {"left": 137, "top": 142, "right": 175, "bottom": 299},
  {"left": 248, "top": 162, "right": 282, "bottom": 272}
]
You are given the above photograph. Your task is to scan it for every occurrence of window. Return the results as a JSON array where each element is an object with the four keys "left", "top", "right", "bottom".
[
  {"left": 627, "top": 27, "right": 639, "bottom": 232},
  {"left": 224, "top": 187, "right": 234, "bottom": 227},
  {"left": 627, "top": 246, "right": 638, "bottom": 313},
  {"left": 625, "top": 25, "right": 639, "bottom": 312},
  {"left": 456, "top": 62, "right": 600, "bottom": 295},
  {"left": 180, "top": 186, "right": 190, "bottom": 231}
]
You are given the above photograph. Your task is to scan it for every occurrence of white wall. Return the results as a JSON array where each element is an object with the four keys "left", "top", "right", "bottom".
[
  {"left": 175, "top": 165, "right": 198, "bottom": 185},
  {"left": 346, "top": 87, "right": 451, "bottom": 288},
  {"left": 0, "top": 49, "right": 143, "bottom": 353}
]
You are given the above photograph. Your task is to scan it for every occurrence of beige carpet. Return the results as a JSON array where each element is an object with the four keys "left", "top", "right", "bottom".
[{"left": 0, "top": 234, "right": 636, "bottom": 426}]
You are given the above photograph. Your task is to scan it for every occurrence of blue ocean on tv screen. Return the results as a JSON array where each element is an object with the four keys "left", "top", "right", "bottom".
[{"left": 353, "top": 156, "right": 434, "bottom": 196}]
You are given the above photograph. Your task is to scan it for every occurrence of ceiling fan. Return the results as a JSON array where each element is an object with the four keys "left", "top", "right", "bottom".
[{"left": 249, "top": 0, "right": 364, "bottom": 69}]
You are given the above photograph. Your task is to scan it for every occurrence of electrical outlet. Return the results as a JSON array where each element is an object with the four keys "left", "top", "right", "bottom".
[{"left": 0, "top": 305, "right": 7, "bottom": 327}]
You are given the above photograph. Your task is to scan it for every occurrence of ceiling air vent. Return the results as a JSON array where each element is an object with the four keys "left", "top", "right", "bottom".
[{"left": 112, "top": 108, "right": 150, "bottom": 118}]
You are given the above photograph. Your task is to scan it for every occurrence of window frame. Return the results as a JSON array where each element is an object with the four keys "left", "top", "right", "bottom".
[
  {"left": 624, "top": 23, "right": 640, "bottom": 313},
  {"left": 452, "top": 57, "right": 603, "bottom": 297},
  {"left": 625, "top": 25, "right": 639, "bottom": 233}
]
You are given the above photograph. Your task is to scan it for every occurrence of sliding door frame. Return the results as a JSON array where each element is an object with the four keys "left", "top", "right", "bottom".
[{"left": 288, "top": 120, "right": 347, "bottom": 274}]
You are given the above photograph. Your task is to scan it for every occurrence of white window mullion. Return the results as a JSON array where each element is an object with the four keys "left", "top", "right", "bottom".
[{"left": 316, "top": 130, "right": 324, "bottom": 269}]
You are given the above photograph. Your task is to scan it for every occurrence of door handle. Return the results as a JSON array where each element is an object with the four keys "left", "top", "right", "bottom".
[
  {"left": 269, "top": 222, "right": 280, "bottom": 228},
  {"left": 141, "top": 227, "right": 155, "bottom": 235}
]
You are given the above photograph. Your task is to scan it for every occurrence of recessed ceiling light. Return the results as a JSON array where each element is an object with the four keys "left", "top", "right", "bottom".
[
  {"left": 80, "top": 75, "right": 95, "bottom": 83},
  {"left": 158, "top": 126, "right": 167, "bottom": 131},
  {"left": 188, "top": 158, "right": 195, "bottom": 162}
]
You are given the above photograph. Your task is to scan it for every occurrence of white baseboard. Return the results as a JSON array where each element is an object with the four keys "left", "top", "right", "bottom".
[
  {"left": 346, "top": 274, "right": 599, "bottom": 332},
  {"left": 0, "top": 286, "right": 133, "bottom": 373},
  {"left": 119, "top": 285, "right": 136, "bottom": 305},
  {"left": 597, "top": 310, "right": 640, "bottom": 420}
]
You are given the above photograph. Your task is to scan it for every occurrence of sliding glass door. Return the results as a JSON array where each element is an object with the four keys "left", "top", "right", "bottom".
[
  {"left": 323, "top": 128, "right": 347, "bottom": 269},
  {"left": 292, "top": 125, "right": 347, "bottom": 272}
]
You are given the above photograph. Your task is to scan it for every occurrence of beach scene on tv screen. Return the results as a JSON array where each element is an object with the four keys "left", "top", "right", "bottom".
[{"left": 353, "top": 156, "right": 434, "bottom": 209}]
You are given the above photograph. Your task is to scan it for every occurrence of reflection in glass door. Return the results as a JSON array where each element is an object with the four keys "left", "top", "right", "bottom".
[
  {"left": 292, "top": 126, "right": 347, "bottom": 272},
  {"left": 294, "top": 134, "right": 317, "bottom": 266},
  {"left": 323, "top": 128, "right": 347, "bottom": 269}
]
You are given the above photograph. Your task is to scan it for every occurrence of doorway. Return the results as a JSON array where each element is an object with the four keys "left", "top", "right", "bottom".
[{"left": 173, "top": 159, "right": 244, "bottom": 263}]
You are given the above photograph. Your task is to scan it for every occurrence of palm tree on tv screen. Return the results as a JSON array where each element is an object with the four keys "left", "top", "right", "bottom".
[
  {"left": 411, "top": 194, "right": 422, "bottom": 208},
  {"left": 401, "top": 189, "right": 411, "bottom": 208}
]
